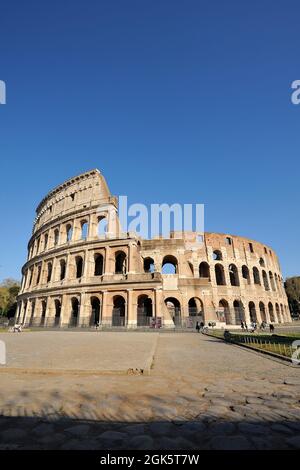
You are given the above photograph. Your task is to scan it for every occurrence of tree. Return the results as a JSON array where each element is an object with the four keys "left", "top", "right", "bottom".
[
  {"left": 285, "top": 277, "right": 300, "bottom": 318},
  {"left": 0, "top": 279, "right": 21, "bottom": 317}
]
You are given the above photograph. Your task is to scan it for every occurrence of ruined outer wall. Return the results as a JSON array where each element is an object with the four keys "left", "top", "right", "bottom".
[{"left": 16, "top": 170, "right": 291, "bottom": 328}]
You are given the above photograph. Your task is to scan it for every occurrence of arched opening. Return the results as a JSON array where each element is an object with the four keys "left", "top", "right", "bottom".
[
  {"left": 90, "top": 297, "right": 101, "bottom": 326},
  {"left": 199, "top": 262, "right": 210, "bottom": 279},
  {"left": 249, "top": 301, "right": 257, "bottom": 322},
  {"left": 242, "top": 265, "right": 250, "bottom": 284},
  {"left": 253, "top": 267, "right": 261, "bottom": 285},
  {"left": 259, "top": 257, "right": 265, "bottom": 267},
  {"left": 98, "top": 216, "right": 108, "bottom": 237},
  {"left": 81, "top": 221, "right": 88, "bottom": 240},
  {"left": 29, "top": 301, "right": 36, "bottom": 326},
  {"left": 280, "top": 304, "right": 284, "bottom": 322},
  {"left": 276, "top": 303, "right": 281, "bottom": 323},
  {"left": 259, "top": 302, "right": 266, "bottom": 322},
  {"left": 47, "top": 262, "right": 52, "bottom": 283},
  {"left": 218, "top": 299, "right": 231, "bottom": 324},
  {"left": 60, "top": 259, "right": 66, "bottom": 280},
  {"left": 215, "top": 264, "right": 226, "bottom": 285},
  {"left": 112, "top": 296, "right": 126, "bottom": 327},
  {"left": 76, "top": 256, "right": 83, "bottom": 279},
  {"left": 233, "top": 300, "right": 245, "bottom": 324},
  {"left": 115, "top": 252, "right": 127, "bottom": 274},
  {"left": 188, "top": 298, "right": 204, "bottom": 326},
  {"left": 144, "top": 257, "right": 155, "bottom": 273},
  {"left": 212, "top": 250, "right": 222, "bottom": 261},
  {"left": 262, "top": 270, "right": 270, "bottom": 291},
  {"left": 40, "top": 300, "right": 46, "bottom": 326},
  {"left": 229, "top": 264, "right": 240, "bottom": 286},
  {"left": 70, "top": 297, "right": 79, "bottom": 327},
  {"left": 165, "top": 297, "right": 181, "bottom": 326},
  {"left": 54, "top": 299, "right": 61, "bottom": 327},
  {"left": 268, "top": 302, "right": 275, "bottom": 323},
  {"left": 44, "top": 233, "right": 48, "bottom": 250},
  {"left": 137, "top": 295, "right": 153, "bottom": 326},
  {"left": 36, "top": 265, "right": 41, "bottom": 285},
  {"left": 66, "top": 224, "right": 73, "bottom": 242},
  {"left": 162, "top": 255, "right": 178, "bottom": 274},
  {"left": 54, "top": 229, "right": 59, "bottom": 246},
  {"left": 269, "top": 271, "right": 276, "bottom": 291},
  {"left": 94, "top": 254, "right": 104, "bottom": 276}
]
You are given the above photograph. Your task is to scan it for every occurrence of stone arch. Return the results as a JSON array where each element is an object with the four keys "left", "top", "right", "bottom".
[
  {"left": 165, "top": 297, "right": 181, "bottom": 326},
  {"left": 76, "top": 256, "right": 84, "bottom": 278},
  {"left": 144, "top": 257, "right": 155, "bottom": 273},
  {"left": 218, "top": 299, "right": 231, "bottom": 324},
  {"left": 94, "top": 253, "right": 104, "bottom": 276},
  {"left": 212, "top": 250, "right": 222, "bottom": 261},
  {"left": 80, "top": 220, "right": 89, "bottom": 240},
  {"left": 259, "top": 302, "right": 266, "bottom": 322},
  {"left": 275, "top": 303, "right": 281, "bottom": 323},
  {"left": 54, "top": 299, "right": 61, "bottom": 327},
  {"left": 90, "top": 296, "right": 101, "bottom": 326},
  {"left": 112, "top": 295, "right": 126, "bottom": 327},
  {"left": 162, "top": 255, "right": 178, "bottom": 275},
  {"left": 268, "top": 302, "right": 275, "bottom": 323},
  {"left": 97, "top": 216, "right": 108, "bottom": 237},
  {"left": 115, "top": 251, "right": 127, "bottom": 274},
  {"left": 269, "top": 271, "right": 276, "bottom": 291},
  {"left": 60, "top": 259, "right": 66, "bottom": 280},
  {"left": 242, "top": 265, "right": 250, "bottom": 284},
  {"left": 259, "top": 257, "right": 265, "bottom": 267},
  {"left": 199, "top": 262, "right": 210, "bottom": 279},
  {"left": 66, "top": 223, "right": 73, "bottom": 242},
  {"left": 248, "top": 301, "right": 257, "bottom": 322},
  {"left": 215, "top": 264, "right": 226, "bottom": 285},
  {"left": 40, "top": 299, "right": 47, "bottom": 326},
  {"left": 188, "top": 297, "right": 204, "bottom": 316},
  {"left": 262, "top": 270, "right": 270, "bottom": 291},
  {"left": 137, "top": 295, "right": 153, "bottom": 327},
  {"left": 253, "top": 267, "right": 261, "bottom": 285},
  {"left": 29, "top": 300, "right": 36, "bottom": 326},
  {"left": 229, "top": 264, "right": 240, "bottom": 286},
  {"left": 70, "top": 297, "right": 80, "bottom": 327},
  {"left": 47, "top": 262, "right": 53, "bottom": 283},
  {"left": 233, "top": 300, "right": 245, "bottom": 324}
]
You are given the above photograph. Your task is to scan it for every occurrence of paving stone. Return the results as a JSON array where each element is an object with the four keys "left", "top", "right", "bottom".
[
  {"left": 209, "top": 435, "right": 254, "bottom": 450},
  {"left": 32, "top": 423, "right": 55, "bottom": 436},
  {"left": 1, "top": 428, "right": 27, "bottom": 442},
  {"left": 128, "top": 435, "right": 154, "bottom": 450},
  {"left": 148, "top": 422, "right": 176, "bottom": 436},
  {"left": 286, "top": 436, "right": 300, "bottom": 449},
  {"left": 64, "top": 424, "right": 91, "bottom": 436}
]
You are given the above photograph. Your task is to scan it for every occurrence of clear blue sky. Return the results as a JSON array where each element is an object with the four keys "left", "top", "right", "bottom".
[{"left": 0, "top": 0, "right": 299, "bottom": 281}]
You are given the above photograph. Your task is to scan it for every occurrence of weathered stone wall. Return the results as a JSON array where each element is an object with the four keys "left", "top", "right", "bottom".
[{"left": 16, "top": 170, "right": 291, "bottom": 329}]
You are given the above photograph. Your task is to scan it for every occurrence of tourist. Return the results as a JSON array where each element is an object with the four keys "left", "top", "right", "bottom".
[
  {"left": 241, "top": 321, "right": 244, "bottom": 330},
  {"left": 269, "top": 323, "right": 275, "bottom": 333},
  {"left": 195, "top": 321, "right": 200, "bottom": 333},
  {"left": 200, "top": 321, "right": 205, "bottom": 331}
]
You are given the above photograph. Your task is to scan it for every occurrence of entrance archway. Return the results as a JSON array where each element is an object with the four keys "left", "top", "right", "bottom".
[
  {"left": 137, "top": 295, "right": 153, "bottom": 326},
  {"left": 165, "top": 297, "right": 181, "bottom": 326},
  {"left": 90, "top": 297, "right": 101, "bottom": 326},
  {"left": 112, "top": 296, "right": 126, "bottom": 327}
]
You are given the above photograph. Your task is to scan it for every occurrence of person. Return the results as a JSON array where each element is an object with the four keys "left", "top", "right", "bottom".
[
  {"left": 195, "top": 321, "right": 200, "bottom": 333},
  {"left": 241, "top": 321, "right": 244, "bottom": 330},
  {"left": 269, "top": 323, "right": 275, "bottom": 333},
  {"left": 244, "top": 322, "right": 248, "bottom": 332},
  {"left": 200, "top": 321, "right": 205, "bottom": 332}
]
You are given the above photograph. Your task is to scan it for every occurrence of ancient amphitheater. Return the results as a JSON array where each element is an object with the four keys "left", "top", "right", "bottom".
[{"left": 16, "top": 169, "right": 291, "bottom": 329}]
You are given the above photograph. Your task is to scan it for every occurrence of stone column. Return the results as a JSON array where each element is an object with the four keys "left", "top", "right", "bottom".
[
  {"left": 104, "top": 246, "right": 113, "bottom": 275},
  {"left": 101, "top": 291, "right": 111, "bottom": 326},
  {"left": 23, "top": 300, "right": 31, "bottom": 326},
  {"left": 60, "top": 294, "right": 69, "bottom": 327},
  {"left": 78, "top": 292, "right": 90, "bottom": 327},
  {"left": 127, "top": 289, "right": 136, "bottom": 329}
]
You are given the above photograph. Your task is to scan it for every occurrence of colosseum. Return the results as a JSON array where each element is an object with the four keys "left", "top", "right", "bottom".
[{"left": 16, "top": 169, "right": 291, "bottom": 329}]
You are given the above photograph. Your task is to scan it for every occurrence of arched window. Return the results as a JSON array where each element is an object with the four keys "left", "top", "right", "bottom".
[
  {"left": 212, "top": 250, "right": 222, "bottom": 261},
  {"left": 115, "top": 251, "right": 127, "bottom": 274},
  {"left": 60, "top": 259, "right": 66, "bottom": 280},
  {"left": 199, "top": 262, "right": 210, "bottom": 279},
  {"left": 44, "top": 233, "right": 48, "bottom": 250},
  {"left": 98, "top": 216, "right": 108, "bottom": 237},
  {"left": 249, "top": 302, "right": 257, "bottom": 322},
  {"left": 144, "top": 257, "right": 155, "bottom": 273},
  {"left": 54, "top": 229, "right": 59, "bottom": 246},
  {"left": 70, "top": 298, "right": 80, "bottom": 327},
  {"left": 162, "top": 255, "right": 178, "bottom": 274},
  {"left": 259, "top": 302, "right": 266, "bottom": 322},
  {"left": 269, "top": 271, "right": 276, "bottom": 291},
  {"left": 165, "top": 297, "right": 181, "bottom": 326},
  {"left": 215, "top": 264, "right": 226, "bottom": 285},
  {"left": 229, "top": 264, "right": 239, "bottom": 286},
  {"left": 40, "top": 300, "right": 46, "bottom": 326},
  {"left": 54, "top": 299, "right": 61, "bottom": 327},
  {"left": 218, "top": 299, "right": 230, "bottom": 324},
  {"left": 262, "top": 270, "right": 270, "bottom": 291},
  {"left": 94, "top": 254, "right": 104, "bottom": 276},
  {"left": 112, "top": 296, "right": 126, "bottom": 327},
  {"left": 259, "top": 257, "right": 265, "bottom": 267},
  {"left": 47, "top": 262, "right": 52, "bottom": 283},
  {"left": 188, "top": 298, "right": 204, "bottom": 317},
  {"left": 81, "top": 221, "right": 88, "bottom": 240},
  {"left": 253, "top": 267, "right": 261, "bottom": 285},
  {"left": 76, "top": 256, "right": 83, "bottom": 278},
  {"left": 268, "top": 302, "right": 275, "bottom": 322},
  {"left": 90, "top": 297, "right": 101, "bottom": 326},
  {"left": 137, "top": 295, "right": 153, "bottom": 326},
  {"left": 242, "top": 265, "right": 250, "bottom": 284},
  {"left": 233, "top": 300, "right": 245, "bottom": 324},
  {"left": 66, "top": 224, "right": 73, "bottom": 242},
  {"left": 36, "top": 265, "right": 41, "bottom": 285}
]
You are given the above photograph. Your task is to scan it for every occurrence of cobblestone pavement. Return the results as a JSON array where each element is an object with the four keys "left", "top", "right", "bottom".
[{"left": 0, "top": 332, "right": 299, "bottom": 450}]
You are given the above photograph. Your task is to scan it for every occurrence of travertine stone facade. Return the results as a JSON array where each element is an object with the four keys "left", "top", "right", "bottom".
[{"left": 16, "top": 169, "right": 291, "bottom": 329}]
